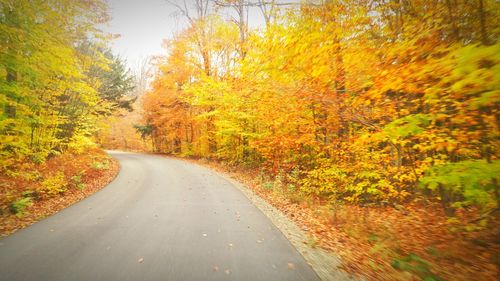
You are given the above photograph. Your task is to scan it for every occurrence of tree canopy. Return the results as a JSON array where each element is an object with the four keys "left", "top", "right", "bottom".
[{"left": 0, "top": 0, "right": 134, "bottom": 169}]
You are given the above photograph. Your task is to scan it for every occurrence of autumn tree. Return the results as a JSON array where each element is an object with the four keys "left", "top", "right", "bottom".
[
  {"left": 0, "top": 0, "right": 132, "bottom": 168},
  {"left": 145, "top": 0, "right": 499, "bottom": 217}
]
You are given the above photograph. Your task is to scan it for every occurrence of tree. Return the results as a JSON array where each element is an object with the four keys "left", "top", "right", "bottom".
[
  {"left": 0, "top": 0, "right": 129, "bottom": 169},
  {"left": 145, "top": 0, "right": 499, "bottom": 215}
]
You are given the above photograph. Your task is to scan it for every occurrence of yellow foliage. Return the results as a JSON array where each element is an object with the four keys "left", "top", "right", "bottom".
[{"left": 40, "top": 172, "right": 67, "bottom": 196}]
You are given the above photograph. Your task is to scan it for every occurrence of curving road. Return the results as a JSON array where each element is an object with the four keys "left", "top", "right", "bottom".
[{"left": 0, "top": 151, "right": 320, "bottom": 281}]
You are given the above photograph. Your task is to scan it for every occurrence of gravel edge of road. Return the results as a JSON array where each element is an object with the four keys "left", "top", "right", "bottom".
[{"left": 202, "top": 165, "right": 354, "bottom": 281}]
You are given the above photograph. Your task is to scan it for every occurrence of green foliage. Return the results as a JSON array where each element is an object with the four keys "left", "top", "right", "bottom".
[
  {"left": 420, "top": 160, "right": 499, "bottom": 211},
  {"left": 71, "top": 174, "right": 86, "bottom": 190},
  {"left": 9, "top": 197, "right": 33, "bottom": 217},
  {"left": 82, "top": 44, "right": 136, "bottom": 111},
  {"left": 262, "top": 182, "right": 274, "bottom": 190},
  {"left": 392, "top": 253, "right": 442, "bottom": 281},
  {"left": 383, "top": 114, "right": 431, "bottom": 141},
  {"left": 134, "top": 124, "right": 154, "bottom": 139},
  {"left": 21, "top": 190, "right": 40, "bottom": 201},
  {"left": 92, "top": 160, "right": 109, "bottom": 170}
]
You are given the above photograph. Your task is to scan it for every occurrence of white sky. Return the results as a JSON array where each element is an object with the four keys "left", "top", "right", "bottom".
[
  {"left": 103, "top": 0, "right": 270, "bottom": 71},
  {"left": 103, "top": 0, "right": 184, "bottom": 70}
]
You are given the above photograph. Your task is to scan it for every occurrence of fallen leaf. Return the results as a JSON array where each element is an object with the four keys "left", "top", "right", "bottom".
[
  {"left": 213, "top": 266, "right": 219, "bottom": 272},
  {"left": 225, "top": 269, "right": 231, "bottom": 275},
  {"left": 202, "top": 233, "right": 208, "bottom": 237},
  {"left": 288, "top": 263, "right": 295, "bottom": 270},
  {"left": 138, "top": 258, "right": 144, "bottom": 263}
]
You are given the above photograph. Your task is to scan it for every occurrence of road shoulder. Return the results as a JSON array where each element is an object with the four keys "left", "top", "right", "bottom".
[{"left": 186, "top": 158, "right": 353, "bottom": 281}]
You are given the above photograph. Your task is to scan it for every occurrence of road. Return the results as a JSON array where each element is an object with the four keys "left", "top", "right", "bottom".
[{"left": 0, "top": 151, "right": 320, "bottom": 281}]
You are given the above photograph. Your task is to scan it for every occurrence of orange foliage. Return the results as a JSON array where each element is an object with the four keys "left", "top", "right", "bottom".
[
  {"left": 0, "top": 148, "right": 119, "bottom": 236},
  {"left": 140, "top": 1, "right": 499, "bottom": 280}
]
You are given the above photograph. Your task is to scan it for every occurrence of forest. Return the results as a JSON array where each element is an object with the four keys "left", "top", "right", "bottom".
[
  {"left": 128, "top": 0, "right": 499, "bottom": 280},
  {"left": 0, "top": 0, "right": 130, "bottom": 234},
  {"left": 1, "top": 0, "right": 499, "bottom": 280}
]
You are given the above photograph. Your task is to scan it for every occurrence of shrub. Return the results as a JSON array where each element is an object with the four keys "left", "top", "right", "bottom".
[
  {"left": 262, "top": 181, "right": 274, "bottom": 190},
  {"left": 420, "top": 160, "right": 500, "bottom": 215},
  {"left": 300, "top": 163, "right": 347, "bottom": 198},
  {"left": 22, "top": 190, "right": 40, "bottom": 201},
  {"left": 92, "top": 160, "right": 109, "bottom": 170},
  {"left": 71, "top": 174, "right": 86, "bottom": 190},
  {"left": 392, "top": 253, "right": 442, "bottom": 281},
  {"left": 41, "top": 172, "right": 67, "bottom": 196},
  {"left": 9, "top": 197, "right": 33, "bottom": 217}
]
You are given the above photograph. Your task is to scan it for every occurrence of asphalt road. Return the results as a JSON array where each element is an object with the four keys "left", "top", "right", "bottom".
[{"left": 0, "top": 151, "right": 320, "bottom": 281}]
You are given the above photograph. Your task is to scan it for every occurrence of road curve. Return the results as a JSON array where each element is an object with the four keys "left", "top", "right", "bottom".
[{"left": 0, "top": 151, "right": 320, "bottom": 281}]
